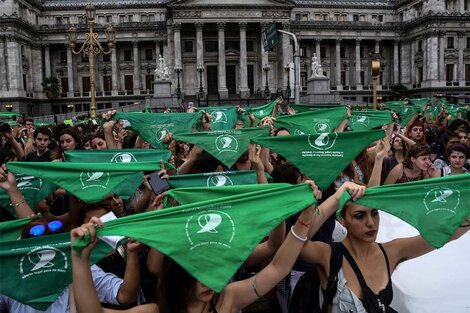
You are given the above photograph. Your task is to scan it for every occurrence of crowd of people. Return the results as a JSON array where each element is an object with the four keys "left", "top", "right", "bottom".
[{"left": 0, "top": 97, "right": 469, "bottom": 313}]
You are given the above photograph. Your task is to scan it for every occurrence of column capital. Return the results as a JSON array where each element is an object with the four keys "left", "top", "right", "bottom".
[
  {"left": 457, "top": 31, "right": 465, "bottom": 38},
  {"left": 336, "top": 38, "right": 342, "bottom": 44},
  {"left": 355, "top": 38, "right": 361, "bottom": 44},
  {"left": 394, "top": 39, "right": 400, "bottom": 45},
  {"left": 315, "top": 38, "right": 322, "bottom": 44},
  {"left": 195, "top": 22, "right": 204, "bottom": 31},
  {"left": 281, "top": 22, "right": 290, "bottom": 31},
  {"left": 239, "top": 22, "right": 247, "bottom": 30},
  {"left": 173, "top": 22, "right": 181, "bottom": 31},
  {"left": 132, "top": 40, "right": 138, "bottom": 47},
  {"left": 260, "top": 22, "right": 268, "bottom": 30},
  {"left": 217, "top": 22, "right": 226, "bottom": 30}
]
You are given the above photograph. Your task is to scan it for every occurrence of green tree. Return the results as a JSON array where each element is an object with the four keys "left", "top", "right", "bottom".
[
  {"left": 42, "top": 76, "right": 61, "bottom": 119},
  {"left": 390, "top": 84, "right": 410, "bottom": 100}
]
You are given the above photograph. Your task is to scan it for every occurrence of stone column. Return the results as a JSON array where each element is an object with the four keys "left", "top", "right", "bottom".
[
  {"left": 355, "top": 39, "right": 362, "bottom": 88},
  {"left": 457, "top": 31, "right": 464, "bottom": 85},
  {"left": 173, "top": 22, "right": 182, "bottom": 93},
  {"left": 195, "top": 22, "right": 205, "bottom": 93},
  {"left": 426, "top": 32, "right": 439, "bottom": 85},
  {"left": 335, "top": 39, "right": 342, "bottom": 89},
  {"left": 315, "top": 39, "right": 321, "bottom": 64},
  {"left": 217, "top": 22, "right": 228, "bottom": 98},
  {"left": 66, "top": 45, "right": 74, "bottom": 96},
  {"left": 133, "top": 41, "right": 140, "bottom": 93},
  {"left": 44, "top": 45, "right": 51, "bottom": 78},
  {"left": 281, "top": 23, "right": 292, "bottom": 90},
  {"left": 423, "top": 34, "right": 428, "bottom": 82},
  {"left": 375, "top": 39, "right": 380, "bottom": 54},
  {"left": 31, "top": 45, "right": 43, "bottom": 93},
  {"left": 393, "top": 40, "right": 399, "bottom": 85},
  {"left": 239, "top": 22, "right": 249, "bottom": 98},
  {"left": 26, "top": 45, "right": 33, "bottom": 92},
  {"left": 6, "top": 38, "right": 20, "bottom": 91},
  {"left": 459, "top": 0, "right": 465, "bottom": 12},
  {"left": 155, "top": 40, "right": 161, "bottom": 60},
  {"left": 410, "top": 39, "right": 416, "bottom": 85},
  {"left": 439, "top": 32, "right": 445, "bottom": 83},
  {"left": 0, "top": 40, "right": 6, "bottom": 91},
  {"left": 260, "top": 23, "right": 269, "bottom": 95},
  {"left": 400, "top": 39, "right": 411, "bottom": 84},
  {"left": 111, "top": 44, "right": 119, "bottom": 95}
]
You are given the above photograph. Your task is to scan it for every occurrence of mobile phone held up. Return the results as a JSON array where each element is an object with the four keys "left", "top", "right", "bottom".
[{"left": 147, "top": 171, "right": 171, "bottom": 195}]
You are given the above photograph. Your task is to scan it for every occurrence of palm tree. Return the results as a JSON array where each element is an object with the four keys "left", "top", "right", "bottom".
[{"left": 42, "top": 76, "right": 61, "bottom": 123}]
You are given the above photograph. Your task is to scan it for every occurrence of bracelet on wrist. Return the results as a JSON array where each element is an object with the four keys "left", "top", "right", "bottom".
[
  {"left": 12, "top": 198, "right": 26, "bottom": 207},
  {"left": 290, "top": 226, "right": 308, "bottom": 242}
]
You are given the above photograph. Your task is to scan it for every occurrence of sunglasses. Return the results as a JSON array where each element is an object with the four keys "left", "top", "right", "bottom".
[{"left": 29, "top": 220, "right": 64, "bottom": 237}]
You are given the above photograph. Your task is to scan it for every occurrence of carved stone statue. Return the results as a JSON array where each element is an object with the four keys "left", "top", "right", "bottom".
[
  {"left": 310, "top": 53, "right": 325, "bottom": 78},
  {"left": 154, "top": 55, "right": 170, "bottom": 80}
]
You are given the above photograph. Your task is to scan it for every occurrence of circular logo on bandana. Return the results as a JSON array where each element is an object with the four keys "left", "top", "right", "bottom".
[
  {"left": 156, "top": 129, "right": 170, "bottom": 142},
  {"left": 19, "top": 247, "right": 68, "bottom": 279},
  {"left": 185, "top": 209, "right": 235, "bottom": 251},
  {"left": 211, "top": 111, "right": 228, "bottom": 123},
  {"left": 308, "top": 132, "right": 338, "bottom": 150},
  {"left": 206, "top": 174, "right": 234, "bottom": 187},
  {"left": 294, "top": 129, "right": 306, "bottom": 135},
  {"left": 351, "top": 115, "right": 370, "bottom": 127},
  {"left": 314, "top": 122, "right": 331, "bottom": 133},
  {"left": 80, "top": 171, "right": 110, "bottom": 189},
  {"left": 423, "top": 187, "right": 460, "bottom": 215},
  {"left": 16, "top": 175, "right": 42, "bottom": 191},
  {"left": 215, "top": 135, "right": 238, "bottom": 153},
  {"left": 111, "top": 152, "right": 137, "bottom": 163}
]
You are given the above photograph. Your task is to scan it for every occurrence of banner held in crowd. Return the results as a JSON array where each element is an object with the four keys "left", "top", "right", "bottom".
[
  {"left": 7, "top": 161, "right": 163, "bottom": 203},
  {"left": 74, "top": 183, "right": 316, "bottom": 292},
  {"left": 338, "top": 174, "right": 470, "bottom": 248},
  {"left": 274, "top": 107, "right": 347, "bottom": 135},
  {"left": 244, "top": 97, "right": 280, "bottom": 120},
  {"left": 111, "top": 112, "right": 202, "bottom": 149},
  {"left": 196, "top": 106, "right": 240, "bottom": 130},
  {"left": 252, "top": 129, "right": 385, "bottom": 189},
  {"left": 168, "top": 170, "right": 271, "bottom": 189},
  {"left": 174, "top": 127, "right": 270, "bottom": 168},
  {"left": 289, "top": 103, "right": 343, "bottom": 113},
  {"left": 349, "top": 110, "right": 393, "bottom": 131}
]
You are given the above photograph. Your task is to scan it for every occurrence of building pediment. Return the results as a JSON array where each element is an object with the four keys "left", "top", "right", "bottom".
[{"left": 169, "top": 0, "right": 295, "bottom": 8}]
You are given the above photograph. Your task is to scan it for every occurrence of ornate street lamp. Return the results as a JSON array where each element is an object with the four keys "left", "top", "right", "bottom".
[
  {"left": 371, "top": 53, "right": 381, "bottom": 110},
  {"left": 263, "top": 63, "right": 271, "bottom": 98},
  {"left": 5, "top": 104, "right": 13, "bottom": 112},
  {"left": 285, "top": 63, "right": 291, "bottom": 103},
  {"left": 197, "top": 64, "right": 205, "bottom": 100},
  {"left": 67, "top": 4, "right": 115, "bottom": 118},
  {"left": 67, "top": 103, "right": 74, "bottom": 112},
  {"left": 174, "top": 65, "right": 182, "bottom": 100}
]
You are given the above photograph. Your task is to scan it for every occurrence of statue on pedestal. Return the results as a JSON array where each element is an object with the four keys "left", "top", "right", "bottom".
[
  {"left": 310, "top": 53, "right": 325, "bottom": 78},
  {"left": 154, "top": 55, "right": 170, "bottom": 80}
]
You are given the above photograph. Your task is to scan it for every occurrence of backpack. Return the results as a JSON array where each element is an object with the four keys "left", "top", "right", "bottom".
[{"left": 288, "top": 242, "right": 344, "bottom": 313}]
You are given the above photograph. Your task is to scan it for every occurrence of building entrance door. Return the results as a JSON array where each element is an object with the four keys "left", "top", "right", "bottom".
[
  {"left": 226, "top": 65, "right": 236, "bottom": 96},
  {"left": 207, "top": 66, "right": 218, "bottom": 95}
]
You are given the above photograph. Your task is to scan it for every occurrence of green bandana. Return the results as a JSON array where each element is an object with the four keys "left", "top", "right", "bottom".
[
  {"left": 74, "top": 183, "right": 316, "bottom": 292},
  {"left": 0, "top": 232, "right": 112, "bottom": 310},
  {"left": 289, "top": 103, "right": 343, "bottom": 113},
  {"left": 410, "top": 97, "right": 432, "bottom": 109},
  {"left": 0, "top": 174, "right": 57, "bottom": 216},
  {"left": 7, "top": 161, "right": 163, "bottom": 203},
  {"left": 252, "top": 130, "right": 385, "bottom": 189},
  {"left": 383, "top": 101, "right": 405, "bottom": 112},
  {"left": 445, "top": 104, "right": 459, "bottom": 120},
  {"left": 0, "top": 218, "right": 32, "bottom": 242},
  {"left": 338, "top": 174, "right": 470, "bottom": 248},
  {"left": 174, "top": 127, "right": 270, "bottom": 168},
  {"left": 244, "top": 97, "right": 280, "bottom": 119},
  {"left": 196, "top": 106, "right": 240, "bottom": 130},
  {"left": 168, "top": 170, "right": 271, "bottom": 189},
  {"left": 111, "top": 112, "right": 202, "bottom": 149},
  {"left": 424, "top": 104, "right": 442, "bottom": 120},
  {"left": 349, "top": 110, "right": 393, "bottom": 131},
  {"left": 274, "top": 107, "right": 347, "bottom": 135}
]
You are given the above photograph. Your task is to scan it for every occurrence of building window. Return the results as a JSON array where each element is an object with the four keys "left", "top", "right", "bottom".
[
  {"left": 341, "top": 71, "right": 346, "bottom": 86},
  {"left": 295, "top": 14, "right": 301, "bottom": 21},
  {"left": 103, "top": 76, "right": 112, "bottom": 92},
  {"left": 61, "top": 78, "right": 68, "bottom": 94},
  {"left": 103, "top": 53, "right": 110, "bottom": 62},
  {"left": 226, "top": 40, "right": 240, "bottom": 51},
  {"left": 447, "top": 37, "right": 454, "bottom": 49},
  {"left": 124, "top": 49, "right": 132, "bottom": 61},
  {"left": 359, "top": 14, "right": 366, "bottom": 21},
  {"left": 78, "top": 16, "right": 86, "bottom": 24},
  {"left": 467, "top": 37, "right": 470, "bottom": 49},
  {"left": 416, "top": 3, "right": 423, "bottom": 16},
  {"left": 446, "top": 64, "right": 455, "bottom": 81},
  {"left": 247, "top": 40, "right": 254, "bottom": 52},
  {"left": 60, "top": 51, "right": 67, "bottom": 64},
  {"left": 82, "top": 76, "right": 91, "bottom": 93},
  {"left": 340, "top": 47, "right": 345, "bottom": 58},
  {"left": 315, "top": 14, "right": 323, "bottom": 21},
  {"left": 81, "top": 52, "right": 89, "bottom": 62},
  {"left": 141, "top": 14, "right": 149, "bottom": 22},
  {"left": 124, "top": 75, "right": 133, "bottom": 91},
  {"left": 145, "top": 49, "right": 153, "bottom": 60},
  {"left": 119, "top": 15, "right": 125, "bottom": 23},
  {"left": 184, "top": 40, "right": 194, "bottom": 53},
  {"left": 320, "top": 47, "right": 326, "bottom": 58},
  {"left": 205, "top": 41, "right": 218, "bottom": 53},
  {"left": 353, "top": 14, "right": 359, "bottom": 21},
  {"left": 148, "top": 14, "right": 155, "bottom": 22},
  {"left": 145, "top": 75, "right": 154, "bottom": 90},
  {"left": 418, "top": 40, "right": 423, "bottom": 52},
  {"left": 106, "top": 15, "right": 112, "bottom": 23},
  {"left": 128, "top": 15, "right": 133, "bottom": 22},
  {"left": 360, "top": 71, "right": 364, "bottom": 85},
  {"left": 300, "top": 47, "right": 306, "bottom": 57},
  {"left": 465, "top": 64, "right": 470, "bottom": 81},
  {"left": 56, "top": 17, "right": 62, "bottom": 25}
]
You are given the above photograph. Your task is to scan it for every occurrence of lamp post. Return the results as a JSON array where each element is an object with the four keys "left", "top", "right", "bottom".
[
  {"left": 67, "top": 4, "right": 115, "bottom": 118},
  {"left": 5, "top": 104, "right": 13, "bottom": 112},
  {"left": 263, "top": 63, "right": 271, "bottom": 98},
  {"left": 67, "top": 103, "right": 74, "bottom": 114},
  {"left": 197, "top": 64, "right": 205, "bottom": 102},
  {"left": 285, "top": 63, "right": 291, "bottom": 103},
  {"left": 174, "top": 65, "right": 182, "bottom": 100},
  {"left": 371, "top": 53, "right": 381, "bottom": 110}
]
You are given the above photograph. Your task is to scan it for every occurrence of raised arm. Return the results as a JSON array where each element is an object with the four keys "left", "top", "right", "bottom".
[
  {"left": 367, "top": 139, "right": 390, "bottom": 187},
  {"left": 116, "top": 240, "right": 142, "bottom": 305},
  {"left": 0, "top": 165, "right": 35, "bottom": 218}
]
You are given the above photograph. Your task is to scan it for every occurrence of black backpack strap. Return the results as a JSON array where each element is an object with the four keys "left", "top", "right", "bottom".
[{"left": 320, "top": 242, "right": 344, "bottom": 313}]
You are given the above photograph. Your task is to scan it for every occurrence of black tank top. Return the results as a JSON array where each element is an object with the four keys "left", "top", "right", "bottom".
[{"left": 374, "top": 243, "right": 393, "bottom": 305}]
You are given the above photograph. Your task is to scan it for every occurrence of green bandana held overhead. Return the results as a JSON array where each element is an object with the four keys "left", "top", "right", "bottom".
[
  {"left": 74, "top": 183, "right": 316, "bottom": 292},
  {"left": 64, "top": 149, "right": 173, "bottom": 199},
  {"left": 7, "top": 161, "right": 163, "bottom": 203},
  {"left": 244, "top": 97, "right": 280, "bottom": 120},
  {"left": 0, "top": 232, "right": 112, "bottom": 310},
  {"left": 168, "top": 170, "right": 271, "bottom": 189},
  {"left": 111, "top": 111, "right": 202, "bottom": 149},
  {"left": 174, "top": 127, "right": 270, "bottom": 168},
  {"left": 195, "top": 106, "right": 240, "bottom": 130},
  {"left": 338, "top": 174, "right": 470, "bottom": 248},
  {"left": 0, "top": 217, "right": 32, "bottom": 242},
  {"left": 274, "top": 107, "right": 347, "bottom": 135},
  {"left": 349, "top": 110, "right": 393, "bottom": 131},
  {"left": 0, "top": 174, "right": 57, "bottom": 216},
  {"left": 252, "top": 129, "right": 385, "bottom": 189},
  {"left": 289, "top": 103, "right": 343, "bottom": 113}
]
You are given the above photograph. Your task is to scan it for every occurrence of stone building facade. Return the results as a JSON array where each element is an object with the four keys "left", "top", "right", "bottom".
[{"left": 0, "top": 0, "right": 469, "bottom": 116}]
